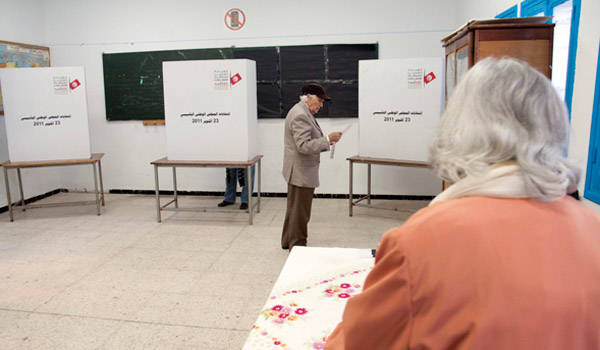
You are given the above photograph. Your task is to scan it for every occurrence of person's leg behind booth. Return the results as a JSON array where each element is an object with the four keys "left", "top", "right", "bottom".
[
  {"left": 218, "top": 168, "right": 237, "bottom": 207},
  {"left": 239, "top": 165, "right": 256, "bottom": 210}
]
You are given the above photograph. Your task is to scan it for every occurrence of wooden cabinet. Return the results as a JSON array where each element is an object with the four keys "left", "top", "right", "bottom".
[{"left": 441, "top": 17, "right": 554, "bottom": 100}]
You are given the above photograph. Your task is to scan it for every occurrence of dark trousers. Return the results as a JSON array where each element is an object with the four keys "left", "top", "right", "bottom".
[{"left": 281, "top": 183, "right": 315, "bottom": 250}]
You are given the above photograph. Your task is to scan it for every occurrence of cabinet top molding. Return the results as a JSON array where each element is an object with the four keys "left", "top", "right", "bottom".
[{"left": 442, "top": 16, "right": 553, "bottom": 46}]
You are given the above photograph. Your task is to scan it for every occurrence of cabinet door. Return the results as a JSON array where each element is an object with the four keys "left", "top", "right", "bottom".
[
  {"left": 456, "top": 46, "right": 469, "bottom": 85},
  {"left": 445, "top": 52, "right": 456, "bottom": 100}
]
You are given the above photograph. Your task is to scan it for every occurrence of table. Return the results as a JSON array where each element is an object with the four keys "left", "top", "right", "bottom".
[
  {"left": 1, "top": 153, "right": 105, "bottom": 222},
  {"left": 243, "top": 247, "right": 375, "bottom": 349},
  {"left": 151, "top": 155, "right": 263, "bottom": 224},
  {"left": 347, "top": 155, "right": 431, "bottom": 216}
]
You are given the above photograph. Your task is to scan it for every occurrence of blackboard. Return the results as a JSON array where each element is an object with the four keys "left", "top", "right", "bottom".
[
  {"left": 103, "top": 44, "right": 377, "bottom": 121},
  {"left": 103, "top": 48, "right": 233, "bottom": 121}
]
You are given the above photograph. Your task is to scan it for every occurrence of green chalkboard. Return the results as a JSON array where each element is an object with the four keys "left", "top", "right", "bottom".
[
  {"left": 103, "top": 48, "right": 233, "bottom": 121},
  {"left": 103, "top": 44, "right": 377, "bottom": 120}
]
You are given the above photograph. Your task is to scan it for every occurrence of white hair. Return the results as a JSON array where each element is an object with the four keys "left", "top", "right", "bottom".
[
  {"left": 300, "top": 94, "right": 316, "bottom": 102},
  {"left": 429, "top": 57, "right": 580, "bottom": 201}
]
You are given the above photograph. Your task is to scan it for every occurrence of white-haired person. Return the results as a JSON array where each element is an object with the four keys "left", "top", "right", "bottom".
[
  {"left": 325, "top": 57, "right": 600, "bottom": 349},
  {"left": 281, "top": 83, "right": 343, "bottom": 250}
]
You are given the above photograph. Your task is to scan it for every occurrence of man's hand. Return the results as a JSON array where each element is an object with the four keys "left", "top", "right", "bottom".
[{"left": 328, "top": 131, "right": 342, "bottom": 144}]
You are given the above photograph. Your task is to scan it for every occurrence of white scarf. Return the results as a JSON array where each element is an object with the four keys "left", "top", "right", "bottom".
[{"left": 429, "top": 165, "right": 529, "bottom": 206}]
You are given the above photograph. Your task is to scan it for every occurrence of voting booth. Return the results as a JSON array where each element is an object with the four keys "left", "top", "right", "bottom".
[
  {"left": 163, "top": 59, "right": 258, "bottom": 161},
  {"left": 0, "top": 67, "right": 91, "bottom": 162},
  {"left": 358, "top": 58, "right": 442, "bottom": 162}
]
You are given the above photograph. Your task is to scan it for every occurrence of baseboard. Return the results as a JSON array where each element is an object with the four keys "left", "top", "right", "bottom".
[
  {"left": 108, "top": 189, "right": 434, "bottom": 201},
  {"left": 0, "top": 188, "right": 66, "bottom": 214},
  {"left": 0, "top": 188, "right": 434, "bottom": 214}
]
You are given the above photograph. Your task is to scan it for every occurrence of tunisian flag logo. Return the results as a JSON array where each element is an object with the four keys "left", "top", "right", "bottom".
[
  {"left": 70, "top": 79, "right": 81, "bottom": 90},
  {"left": 230, "top": 73, "right": 242, "bottom": 85},
  {"left": 424, "top": 72, "right": 436, "bottom": 85}
]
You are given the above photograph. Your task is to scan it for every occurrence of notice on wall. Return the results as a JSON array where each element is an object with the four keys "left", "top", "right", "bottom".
[
  {"left": 163, "top": 59, "right": 257, "bottom": 161},
  {"left": 179, "top": 111, "right": 231, "bottom": 125},
  {"left": 358, "top": 58, "right": 442, "bottom": 162},
  {"left": 0, "top": 67, "right": 91, "bottom": 162}
]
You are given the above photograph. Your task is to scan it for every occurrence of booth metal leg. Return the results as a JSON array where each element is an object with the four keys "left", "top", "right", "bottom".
[
  {"left": 248, "top": 164, "right": 253, "bottom": 225},
  {"left": 349, "top": 161, "right": 353, "bottom": 217},
  {"left": 16, "top": 168, "right": 25, "bottom": 210},
  {"left": 3, "top": 167, "right": 14, "bottom": 222},
  {"left": 92, "top": 163, "right": 101, "bottom": 215},
  {"left": 257, "top": 159, "right": 261, "bottom": 213},
  {"left": 98, "top": 159, "right": 105, "bottom": 206},
  {"left": 367, "top": 163, "right": 372, "bottom": 205},
  {"left": 154, "top": 165, "right": 161, "bottom": 222},
  {"left": 172, "top": 167, "right": 178, "bottom": 209}
]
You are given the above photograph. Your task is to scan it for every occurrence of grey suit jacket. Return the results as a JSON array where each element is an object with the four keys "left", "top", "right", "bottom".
[{"left": 282, "top": 100, "right": 330, "bottom": 188}]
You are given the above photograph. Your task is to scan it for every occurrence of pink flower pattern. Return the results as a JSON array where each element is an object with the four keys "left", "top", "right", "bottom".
[
  {"left": 295, "top": 308, "right": 308, "bottom": 315},
  {"left": 306, "top": 333, "right": 329, "bottom": 349},
  {"left": 251, "top": 325, "right": 289, "bottom": 348},
  {"left": 261, "top": 302, "right": 309, "bottom": 325},
  {"left": 251, "top": 266, "right": 373, "bottom": 348},
  {"left": 323, "top": 281, "right": 361, "bottom": 299}
]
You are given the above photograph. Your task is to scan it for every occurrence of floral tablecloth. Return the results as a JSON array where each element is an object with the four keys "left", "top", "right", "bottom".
[{"left": 243, "top": 247, "right": 375, "bottom": 350}]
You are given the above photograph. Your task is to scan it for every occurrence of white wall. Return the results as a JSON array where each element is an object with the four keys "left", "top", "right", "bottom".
[
  {"left": 454, "top": 0, "right": 521, "bottom": 22},
  {"left": 0, "top": 0, "right": 61, "bottom": 208},
  {"left": 453, "top": 0, "right": 600, "bottom": 212},
  {"left": 0, "top": 0, "right": 46, "bottom": 44},
  {"left": 37, "top": 0, "right": 457, "bottom": 197}
]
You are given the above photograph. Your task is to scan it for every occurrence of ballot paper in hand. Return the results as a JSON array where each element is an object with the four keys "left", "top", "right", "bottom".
[{"left": 330, "top": 124, "right": 353, "bottom": 159}]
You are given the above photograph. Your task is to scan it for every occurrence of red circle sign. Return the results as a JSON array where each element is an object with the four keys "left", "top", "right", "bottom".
[{"left": 225, "top": 8, "right": 246, "bottom": 31}]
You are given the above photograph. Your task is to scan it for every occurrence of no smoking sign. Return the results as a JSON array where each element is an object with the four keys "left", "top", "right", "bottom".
[{"left": 225, "top": 8, "right": 246, "bottom": 31}]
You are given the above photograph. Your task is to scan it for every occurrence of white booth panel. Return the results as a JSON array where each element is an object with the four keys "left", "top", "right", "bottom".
[
  {"left": 163, "top": 59, "right": 257, "bottom": 161},
  {"left": 358, "top": 58, "right": 442, "bottom": 162},
  {"left": 0, "top": 67, "right": 91, "bottom": 162}
]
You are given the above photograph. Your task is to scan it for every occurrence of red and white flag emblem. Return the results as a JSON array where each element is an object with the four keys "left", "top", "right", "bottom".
[
  {"left": 424, "top": 72, "right": 436, "bottom": 84},
  {"left": 70, "top": 79, "right": 81, "bottom": 90},
  {"left": 230, "top": 73, "right": 242, "bottom": 85}
]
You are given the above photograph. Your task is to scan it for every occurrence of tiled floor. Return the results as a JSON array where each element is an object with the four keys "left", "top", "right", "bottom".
[{"left": 0, "top": 193, "right": 428, "bottom": 349}]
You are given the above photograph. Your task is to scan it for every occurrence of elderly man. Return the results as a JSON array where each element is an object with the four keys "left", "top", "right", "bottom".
[{"left": 281, "top": 83, "right": 342, "bottom": 250}]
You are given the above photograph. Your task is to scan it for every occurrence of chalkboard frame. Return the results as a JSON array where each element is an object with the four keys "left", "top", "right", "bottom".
[{"left": 102, "top": 43, "right": 378, "bottom": 121}]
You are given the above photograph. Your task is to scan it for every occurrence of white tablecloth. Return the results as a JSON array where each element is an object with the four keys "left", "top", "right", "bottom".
[{"left": 243, "top": 247, "right": 375, "bottom": 350}]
